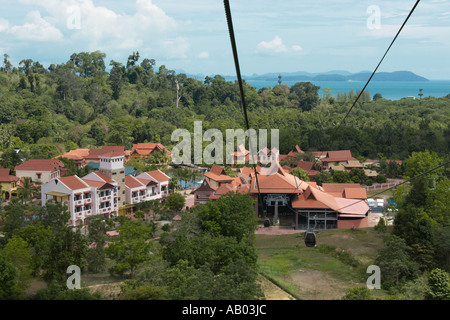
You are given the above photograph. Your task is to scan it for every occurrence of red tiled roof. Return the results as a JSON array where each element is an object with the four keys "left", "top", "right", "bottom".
[
  {"left": 58, "top": 146, "right": 125, "bottom": 161},
  {"left": 136, "top": 178, "right": 157, "bottom": 186},
  {"left": 192, "top": 178, "right": 216, "bottom": 193},
  {"left": 322, "top": 183, "right": 360, "bottom": 193},
  {"left": 58, "top": 176, "right": 89, "bottom": 190},
  {"left": 294, "top": 161, "right": 314, "bottom": 172},
  {"left": 0, "top": 168, "right": 19, "bottom": 182},
  {"left": 321, "top": 183, "right": 367, "bottom": 199},
  {"left": 249, "top": 163, "right": 309, "bottom": 194},
  {"left": 204, "top": 165, "right": 235, "bottom": 182},
  {"left": 145, "top": 170, "right": 170, "bottom": 182},
  {"left": 209, "top": 183, "right": 236, "bottom": 199},
  {"left": 209, "top": 164, "right": 225, "bottom": 176},
  {"left": 321, "top": 150, "right": 357, "bottom": 163},
  {"left": 292, "top": 185, "right": 368, "bottom": 216},
  {"left": 125, "top": 175, "right": 145, "bottom": 189},
  {"left": 131, "top": 143, "right": 171, "bottom": 156},
  {"left": 239, "top": 166, "right": 262, "bottom": 177},
  {"left": 343, "top": 188, "right": 367, "bottom": 199},
  {"left": 88, "top": 146, "right": 125, "bottom": 159},
  {"left": 82, "top": 179, "right": 106, "bottom": 188},
  {"left": 99, "top": 151, "right": 125, "bottom": 158},
  {"left": 93, "top": 171, "right": 116, "bottom": 184},
  {"left": 15, "top": 159, "right": 64, "bottom": 172},
  {"left": 57, "top": 149, "right": 90, "bottom": 160}
]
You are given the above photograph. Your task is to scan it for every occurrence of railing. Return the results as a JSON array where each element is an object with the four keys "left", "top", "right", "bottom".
[
  {"left": 132, "top": 197, "right": 140, "bottom": 204},
  {"left": 365, "top": 181, "right": 403, "bottom": 191},
  {"left": 100, "top": 196, "right": 112, "bottom": 202}
]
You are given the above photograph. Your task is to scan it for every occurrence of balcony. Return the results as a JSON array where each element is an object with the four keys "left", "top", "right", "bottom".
[
  {"left": 84, "top": 198, "right": 92, "bottom": 204},
  {"left": 100, "top": 195, "right": 112, "bottom": 202},
  {"left": 100, "top": 207, "right": 112, "bottom": 213},
  {"left": 161, "top": 190, "right": 169, "bottom": 197},
  {"left": 131, "top": 197, "right": 140, "bottom": 204}
]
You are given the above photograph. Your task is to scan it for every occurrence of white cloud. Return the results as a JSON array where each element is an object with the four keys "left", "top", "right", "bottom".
[
  {"left": 0, "top": 18, "right": 9, "bottom": 33},
  {"left": 9, "top": 10, "right": 63, "bottom": 42},
  {"left": 199, "top": 51, "right": 209, "bottom": 59},
  {"left": 256, "top": 36, "right": 303, "bottom": 56},
  {"left": 160, "top": 37, "right": 190, "bottom": 59},
  {"left": 257, "top": 36, "right": 287, "bottom": 54},
  {"left": 361, "top": 23, "right": 450, "bottom": 43},
  {"left": 7, "top": 0, "right": 178, "bottom": 55}
]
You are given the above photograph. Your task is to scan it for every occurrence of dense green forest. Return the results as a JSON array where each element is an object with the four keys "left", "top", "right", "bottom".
[
  {"left": 0, "top": 51, "right": 449, "bottom": 166},
  {"left": 1, "top": 51, "right": 450, "bottom": 300}
]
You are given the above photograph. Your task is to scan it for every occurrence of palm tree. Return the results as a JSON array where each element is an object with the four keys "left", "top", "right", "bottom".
[
  {"left": 17, "top": 177, "right": 41, "bottom": 205},
  {"left": 190, "top": 170, "right": 203, "bottom": 188},
  {"left": 17, "top": 177, "right": 33, "bottom": 205},
  {"left": 181, "top": 167, "right": 191, "bottom": 188}
]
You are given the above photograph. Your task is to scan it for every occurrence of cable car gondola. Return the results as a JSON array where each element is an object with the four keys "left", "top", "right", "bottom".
[{"left": 304, "top": 230, "right": 316, "bottom": 247}]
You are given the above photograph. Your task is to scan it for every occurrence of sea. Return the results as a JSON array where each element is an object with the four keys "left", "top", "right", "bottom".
[{"left": 245, "top": 80, "right": 450, "bottom": 101}]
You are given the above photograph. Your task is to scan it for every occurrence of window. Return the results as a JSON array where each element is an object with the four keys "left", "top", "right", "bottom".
[{"left": 99, "top": 202, "right": 111, "bottom": 209}]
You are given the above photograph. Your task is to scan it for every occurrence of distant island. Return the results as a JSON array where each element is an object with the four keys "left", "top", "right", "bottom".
[{"left": 221, "top": 70, "right": 429, "bottom": 82}]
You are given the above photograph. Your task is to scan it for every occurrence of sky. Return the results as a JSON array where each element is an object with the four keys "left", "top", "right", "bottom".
[{"left": 0, "top": 0, "right": 449, "bottom": 80}]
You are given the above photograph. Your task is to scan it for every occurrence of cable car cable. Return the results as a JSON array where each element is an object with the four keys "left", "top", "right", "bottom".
[
  {"left": 223, "top": 0, "right": 264, "bottom": 218},
  {"left": 304, "top": 0, "right": 420, "bottom": 179},
  {"left": 336, "top": 159, "right": 449, "bottom": 212}
]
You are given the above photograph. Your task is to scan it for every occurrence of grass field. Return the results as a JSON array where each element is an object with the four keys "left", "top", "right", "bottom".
[{"left": 255, "top": 227, "right": 391, "bottom": 300}]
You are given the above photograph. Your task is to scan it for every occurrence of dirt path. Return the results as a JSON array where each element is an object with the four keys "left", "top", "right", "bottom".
[
  {"left": 88, "top": 282, "right": 123, "bottom": 299},
  {"left": 258, "top": 275, "right": 295, "bottom": 300},
  {"left": 290, "top": 270, "right": 350, "bottom": 300}
]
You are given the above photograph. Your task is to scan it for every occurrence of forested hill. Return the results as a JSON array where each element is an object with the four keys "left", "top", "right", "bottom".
[{"left": 0, "top": 51, "right": 448, "bottom": 167}]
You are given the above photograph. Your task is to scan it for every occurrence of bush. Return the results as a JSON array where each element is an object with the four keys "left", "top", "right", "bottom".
[
  {"left": 376, "top": 174, "right": 387, "bottom": 184},
  {"left": 426, "top": 268, "right": 450, "bottom": 300},
  {"left": 119, "top": 285, "right": 170, "bottom": 300},
  {"left": 374, "top": 217, "right": 387, "bottom": 234},
  {"left": 341, "top": 287, "right": 374, "bottom": 300}
]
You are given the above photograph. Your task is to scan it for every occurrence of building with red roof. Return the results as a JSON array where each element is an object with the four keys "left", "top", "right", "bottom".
[
  {"left": 41, "top": 153, "right": 172, "bottom": 226},
  {"left": 130, "top": 143, "right": 171, "bottom": 158},
  {"left": 192, "top": 162, "right": 369, "bottom": 230},
  {"left": 57, "top": 146, "right": 129, "bottom": 168},
  {"left": 15, "top": 159, "right": 65, "bottom": 184},
  {"left": 0, "top": 168, "right": 20, "bottom": 200},
  {"left": 135, "top": 169, "right": 171, "bottom": 198}
]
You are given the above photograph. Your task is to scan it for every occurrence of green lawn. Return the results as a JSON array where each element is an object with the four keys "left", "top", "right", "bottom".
[{"left": 255, "top": 228, "right": 390, "bottom": 300}]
